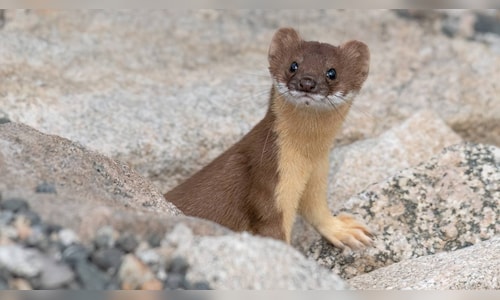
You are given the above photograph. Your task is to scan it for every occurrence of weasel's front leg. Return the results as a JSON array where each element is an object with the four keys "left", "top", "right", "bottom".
[{"left": 298, "top": 156, "right": 373, "bottom": 250}]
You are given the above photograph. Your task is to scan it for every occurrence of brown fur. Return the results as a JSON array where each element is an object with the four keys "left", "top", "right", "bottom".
[{"left": 165, "top": 28, "right": 373, "bottom": 249}]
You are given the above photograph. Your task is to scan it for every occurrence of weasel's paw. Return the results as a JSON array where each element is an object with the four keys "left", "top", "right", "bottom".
[{"left": 319, "top": 213, "right": 373, "bottom": 250}]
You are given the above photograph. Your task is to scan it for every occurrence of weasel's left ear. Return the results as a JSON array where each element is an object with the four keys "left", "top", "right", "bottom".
[
  {"left": 268, "top": 27, "right": 302, "bottom": 64},
  {"left": 339, "top": 40, "right": 370, "bottom": 88}
]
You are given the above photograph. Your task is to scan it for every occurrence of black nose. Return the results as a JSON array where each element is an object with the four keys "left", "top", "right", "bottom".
[{"left": 298, "top": 76, "right": 317, "bottom": 92}]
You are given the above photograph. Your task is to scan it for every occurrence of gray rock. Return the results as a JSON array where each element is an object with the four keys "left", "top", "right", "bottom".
[
  {"left": 163, "top": 224, "right": 348, "bottom": 290},
  {"left": 349, "top": 236, "right": 500, "bottom": 289},
  {"left": 39, "top": 259, "right": 75, "bottom": 289},
  {"left": 91, "top": 248, "right": 124, "bottom": 273},
  {"left": 0, "top": 198, "right": 29, "bottom": 213},
  {"left": 308, "top": 143, "right": 500, "bottom": 279},
  {"left": 62, "top": 244, "right": 89, "bottom": 266},
  {"left": 116, "top": 232, "right": 138, "bottom": 253},
  {"left": 0, "top": 210, "right": 14, "bottom": 226},
  {"left": 0, "top": 122, "right": 181, "bottom": 243},
  {"left": 35, "top": 182, "right": 56, "bottom": 194},
  {"left": 93, "top": 226, "right": 118, "bottom": 249},
  {"left": 0, "top": 245, "right": 43, "bottom": 277},
  {"left": 74, "top": 260, "right": 109, "bottom": 290},
  {"left": 58, "top": 228, "right": 80, "bottom": 247}
]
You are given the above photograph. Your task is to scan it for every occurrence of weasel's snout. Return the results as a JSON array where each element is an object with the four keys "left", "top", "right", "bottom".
[{"left": 298, "top": 76, "right": 317, "bottom": 93}]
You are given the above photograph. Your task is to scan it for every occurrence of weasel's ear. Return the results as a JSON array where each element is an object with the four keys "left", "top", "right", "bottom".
[
  {"left": 268, "top": 28, "right": 302, "bottom": 64},
  {"left": 339, "top": 40, "right": 370, "bottom": 85}
]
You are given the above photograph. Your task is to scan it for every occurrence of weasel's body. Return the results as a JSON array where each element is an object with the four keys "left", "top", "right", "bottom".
[{"left": 165, "top": 28, "right": 372, "bottom": 249}]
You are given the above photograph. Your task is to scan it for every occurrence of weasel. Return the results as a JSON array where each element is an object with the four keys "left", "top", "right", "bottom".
[{"left": 165, "top": 28, "right": 372, "bottom": 249}]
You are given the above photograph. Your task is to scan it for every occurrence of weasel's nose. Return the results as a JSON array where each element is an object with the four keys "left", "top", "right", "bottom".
[{"left": 298, "top": 76, "right": 317, "bottom": 92}]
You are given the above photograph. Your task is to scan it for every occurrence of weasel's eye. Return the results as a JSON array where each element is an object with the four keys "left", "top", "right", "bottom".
[
  {"left": 289, "top": 62, "right": 299, "bottom": 73},
  {"left": 326, "top": 68, "right": 337, "bottom": 80}
]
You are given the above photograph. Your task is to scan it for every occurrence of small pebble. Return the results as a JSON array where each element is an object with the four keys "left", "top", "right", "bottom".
[
  {"left": 62, "top": 244, "right": 89, "bottom": 266},
  {"left": 148, "top": 233, "right": 162, "bottom": 248},
  {"left": 0, "top": 210, "right": 14, "bottom": 226},
  {"left": 164, "top": 273, "right": 183, "bottom": 289},
  {"left": 94, "top": 226, "right": 117, "bottom": 249},
  {"left": 116, "top": 232, "right": 138, "bottom": 253},
  {"left": 167, "top": 256, "right": 189, "bottom": 276},
  {"left": 35, "top": 182, "right": 57, "bottom": 194},
  {"left": 0, "top": 245, "right": 43, "bottom": 277},
  {"left": 0, "top": 117, "right": 10, "bottom": 124},
  {"left": 0, "top": 198, "right": 29, "bottom": 212},
  {"left": 191, "top": 281, "right": 211, "bottom": 290},
  {"left": 39, "top": 259, "right": 75, "bottom": 289},
  {"left": 59, "top": 228, "right": 80, "bottom": 247},
  {"left": 91, "top": 248, "right": 124, "bottom": 273},
  {"left": 74, "top": 260, "right": 109, "bottom": 290}
]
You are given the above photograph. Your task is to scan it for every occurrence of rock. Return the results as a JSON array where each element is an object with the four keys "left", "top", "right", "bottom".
[
  {"left": 292, "top": 110, "right": 463, "bottom": 252},
  {"left": 91, "top": 248, "right": 124, "bottom": 273},
  {"left": 58, "top": 228, "right": 80, "bottom": 247},
  {"left": 167, "top": 256, "right": 189, "bottom": 276},
  {"left": 164, "top": 273, "right": 184, "bottom": 290},
  {"left": 118, "top": 254, "right": 159, "bottom": 290},
  {"left": 39, "top": 258, "right": 74, "bottom": 289},
  {"left": 35, "top": 182, "right": 57, "bottom": 194},
  {"left": 93, "top": 226, "right": 118, "bottom": 249},
  {"left": 62, "top": 244, "right": 90, "bottom": 266},
  {"left": 0, "top": 198, "right": 29, "bottom": 213},
  {"left": 116, "top": 232, "right": 139, "bottom": 253},
  {"left": 349, "top": 236, "right": 500, "bottom": 289},
  {"left": 74, "top": 260, "right": 109, "bottom": 290},
  {"left": 163, "top": 224, "right": 348, "bottom": 289},
  {"left": 0, "top": 122, "right": 181, "bottom": 242},
  {"left": 0, "top": 210, "right": 14, "bottom": 226},
  {"left": 0, "top": 245, "right": 43, "bottom": 277},
  {"left": 307, "top": 143, "right": 500, "bottom": 279}
]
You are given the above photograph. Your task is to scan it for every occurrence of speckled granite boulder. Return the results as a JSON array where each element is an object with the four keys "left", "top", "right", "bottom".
[
  {"left": 348, "top": 236, "right": 500, "bottom": 289},
  {"left": 161, "top": 224, "right": 348, "bottom": 290},
  {"left": 0, "top": 122, "right": 183, "bottom": 241},
  {"left": 307, "top": 142, "right": 499, "bottom": 279},
  {"left": 292, "top": 110, "right": 463, "bottom": 252}
]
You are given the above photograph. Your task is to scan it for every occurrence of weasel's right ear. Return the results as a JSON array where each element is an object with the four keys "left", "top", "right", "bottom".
[{"left": 268, "top": 28, "right": 302, "bottom": 64}]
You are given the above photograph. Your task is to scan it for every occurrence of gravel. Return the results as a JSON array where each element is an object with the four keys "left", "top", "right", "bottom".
[{"left": 0, "top": 196, "right": 211, "bottom": 290}]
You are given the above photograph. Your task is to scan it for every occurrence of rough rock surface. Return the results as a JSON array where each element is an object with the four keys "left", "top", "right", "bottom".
[
  {"left": 292, "top": 110, "right": 463, "bottom": 252},
  {"left": 0, "top": 122, "right": 182, "bottom": 241},
  {"left": 162, "top": 224, "right": 347, "bottom": 290},
  {"left": 349, "top": 236, "right": 500, "bottom": 289},
  {"left": 307, "top": 143, "right": 499, "bottom": 279}
]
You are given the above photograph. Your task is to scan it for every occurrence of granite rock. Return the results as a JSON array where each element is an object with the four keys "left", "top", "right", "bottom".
[
  {"left": 161, "top": 224, "right": 348, "bottom": 290},
  {"left": 0, "top": 122, "right": 181, "bottom": 241},
  {"left": 348, "top": 236, "right": 500, "bottom": 289},
  {"left": 307, "top": 143, "right": 499, "bottom": 279}
]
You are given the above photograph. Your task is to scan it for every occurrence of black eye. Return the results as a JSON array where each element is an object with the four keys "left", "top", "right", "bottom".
[
  {"left": 290, "top": 62, "right": 299, "bottom": 73},
  {"left": 326, "top": 68, "right": 337, "bottom": 80}
]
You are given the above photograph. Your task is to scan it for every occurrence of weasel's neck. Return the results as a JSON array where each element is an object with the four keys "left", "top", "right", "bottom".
[{"left": 269, "top": 85, "right": 350, "bottom": 158}]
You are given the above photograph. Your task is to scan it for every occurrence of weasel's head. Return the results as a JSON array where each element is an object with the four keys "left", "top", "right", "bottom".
[{"left": 268, "top": 28, "right": 370, "bottom": 110}]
